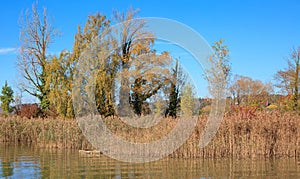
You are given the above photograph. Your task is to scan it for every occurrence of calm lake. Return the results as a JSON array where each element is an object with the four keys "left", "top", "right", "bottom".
[{"left": 0, "top": 144, "right": 299, "bottom": 179}]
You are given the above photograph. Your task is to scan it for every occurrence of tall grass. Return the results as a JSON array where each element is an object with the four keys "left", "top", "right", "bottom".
[
  {"left": 0, "top": 116, "right": 92, "bottom": 149},
  {"left": 0, "top": 111, "right": 299, "bottom": 158},
  {"left": 172, "top": 111, "right": 300, "bottom": 159}
]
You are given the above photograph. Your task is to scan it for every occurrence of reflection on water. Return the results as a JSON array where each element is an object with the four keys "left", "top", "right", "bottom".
[{"left": 0, "top": 144, "right": 299, "bottom": 178}]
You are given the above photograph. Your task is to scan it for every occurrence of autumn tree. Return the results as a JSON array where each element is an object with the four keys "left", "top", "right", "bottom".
[
  {"left": 72, "top": 13, "right": 118, "bottom": 117},
  {"left": 43, "top": 8, "right": 175, "bottom": 118},
  {"left": 0, "top": 81, "right": 14, "bottom": 113},
  {"left": 113, "top": 8, "right": 155, "bottom": 116},
  {"left": 18, "top": 3, "right": 57, "bottom": 111},
  {"left": 48, "top": 10, "right": 166, "bottom": 118},
  {"left": 275, "top": 47, "right": 300, "bottom": 109},
  {"left": 212, "top": 39, "right": 231, "bottom": 79},
  {"left": 154, "top": 95, "right": 164, "bottom": 116},
  {"left": 73, "top": 9, "right": 154, "bottom": 117},
  {"left": 46, "top": 51, "right": 74, "bottom": 118},
  {"left": 47, "top": 13, "right": 118, "bottom": 118},
  {"left": 206, "top": 39, "right": 231, "bottom": 99},
  {"left": 180, "top": 84, "right": 195, "bottom": 117},
  {"left": 129, "top": 52, "right": 171, "bottom": 116},
  {"left": 230, "top": 75, "right": 272, "bottom": 107}
]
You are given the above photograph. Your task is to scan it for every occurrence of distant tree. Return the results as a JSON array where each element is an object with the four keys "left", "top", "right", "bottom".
[
  {"left": 17, "top": 2, "right": 57, "bottom": 111},
  {"left": 206, "top": 39, "right": 231, "bottom": 99},
  {"left": 212, "top": 39, "right": 231, "bottom": 80},
  {"left": 154, "top": 96, "right": 164, "bottom": 116},
  {"left": 0, "top": 81, "right": 14, "bottom": 113},
  {"left": 275, "top": 47, "right": 300, "bottom": 109},
  {"left": 16, "top": 104, "right": 39, "bottom": 119},
  {"left": 230, "top": 75, "right": 272, "bottom": 107},
  {"left": 180, "top": 84, "right": 195, "bottom": 117}
]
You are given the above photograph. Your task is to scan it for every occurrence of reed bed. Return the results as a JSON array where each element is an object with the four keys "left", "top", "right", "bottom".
[
  {"left": 0, "top": 116, "right": 92, "bottom": 149},
  {"left": 172, "top": 111, "right": 300, "bottom": 159},
  {"left": 0, "top": 110, "right": 299, "bottom": 159}
]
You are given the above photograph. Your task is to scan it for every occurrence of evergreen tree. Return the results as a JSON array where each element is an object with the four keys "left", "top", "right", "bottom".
[
  {"left": 165, "top": 59, "right": 186, "bottom": 118},
  {"left": 0, "top": 81, "right": 14, "bottom": 113}
]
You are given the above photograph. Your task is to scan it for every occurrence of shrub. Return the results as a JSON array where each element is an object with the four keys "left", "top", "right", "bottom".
[{"left": 16, "top": 104, "right": 39, "bottom": 119}]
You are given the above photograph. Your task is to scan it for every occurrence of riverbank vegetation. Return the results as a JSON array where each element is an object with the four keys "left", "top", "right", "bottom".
[
  {"left": 0, "top": 2, "right": 300, "bottom": 160},
  {"left": 1, "top": 110, "right": 299, "bottom": 159},
  {"left": 0, "top": 116, "right": 91, "bottom": 149}
]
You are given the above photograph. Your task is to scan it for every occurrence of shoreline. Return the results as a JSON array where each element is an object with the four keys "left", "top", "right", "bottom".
[{"left": 0, "top": 111, "right": 299, "bottom": 159}]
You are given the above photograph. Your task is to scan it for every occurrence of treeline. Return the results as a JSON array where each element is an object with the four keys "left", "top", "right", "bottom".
[
  {"left": 1, "top": 3, "right": 300, "bottom": 119},
  {"left": 227, "top": 46, "right": 300, "bottom": 113},
  {"left": 3, "top": 4, "right": 222, "bottom": 119}
]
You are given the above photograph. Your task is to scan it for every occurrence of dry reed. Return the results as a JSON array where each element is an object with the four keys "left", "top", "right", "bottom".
[
  {"left": 0, "top": 116, "right": 92, "bottom": 149},
  {"left": 0, "top": 110, "right": 299, "bottom": 159}
]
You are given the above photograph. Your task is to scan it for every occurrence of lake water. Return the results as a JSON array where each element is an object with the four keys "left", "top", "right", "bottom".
[{"left": 0, "top": 144, "right": 299, "bottom": 178}]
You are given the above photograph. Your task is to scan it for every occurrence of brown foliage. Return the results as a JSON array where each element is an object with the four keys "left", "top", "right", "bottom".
[{"left": 16, "top": 104, "right": 39, "bottom": 119}]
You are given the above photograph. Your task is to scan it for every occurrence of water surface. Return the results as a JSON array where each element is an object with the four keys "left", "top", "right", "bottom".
[{"left": 0, "top": 144, "right": 299, "bottom": 178}]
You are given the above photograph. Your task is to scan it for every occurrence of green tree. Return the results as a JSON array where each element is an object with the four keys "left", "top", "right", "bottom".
[
  {"left": 165, "top": 59, "right": 186, "bottom": 118},
  {"left": 0, "top": 81, "right": 14, "bottom": 113},
  {"left": 166, "top": 60, "right": 179, "bottom": 118}
]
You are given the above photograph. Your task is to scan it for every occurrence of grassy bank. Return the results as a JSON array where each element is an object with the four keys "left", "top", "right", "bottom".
[{"left": 0, "top": 111, "right": 299, "bottom": 159}]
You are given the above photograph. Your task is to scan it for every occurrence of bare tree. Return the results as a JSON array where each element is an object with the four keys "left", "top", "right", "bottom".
[{"left": 17, "top": 2, "right": 57, "bottom": 110}]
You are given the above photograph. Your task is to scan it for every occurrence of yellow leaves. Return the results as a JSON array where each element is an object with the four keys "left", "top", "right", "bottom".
[
  {"left": 46, "top": 51, "right": 74, "bottom": 118},
  {"left": 266, "top": 104, "right": 278, "bottom": 109},
  {"left": 181, "top": 84, "right": 195, "bottom": 117}
]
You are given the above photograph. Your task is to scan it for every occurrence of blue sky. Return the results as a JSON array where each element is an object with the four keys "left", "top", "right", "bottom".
[{"left": 0, "top": 0, "right": 300, "bottom": 102}]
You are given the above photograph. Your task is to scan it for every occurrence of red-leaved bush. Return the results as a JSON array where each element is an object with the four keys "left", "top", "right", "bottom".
[{"left": 16, "top": 104, "right": 39, "bottom": 119}]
